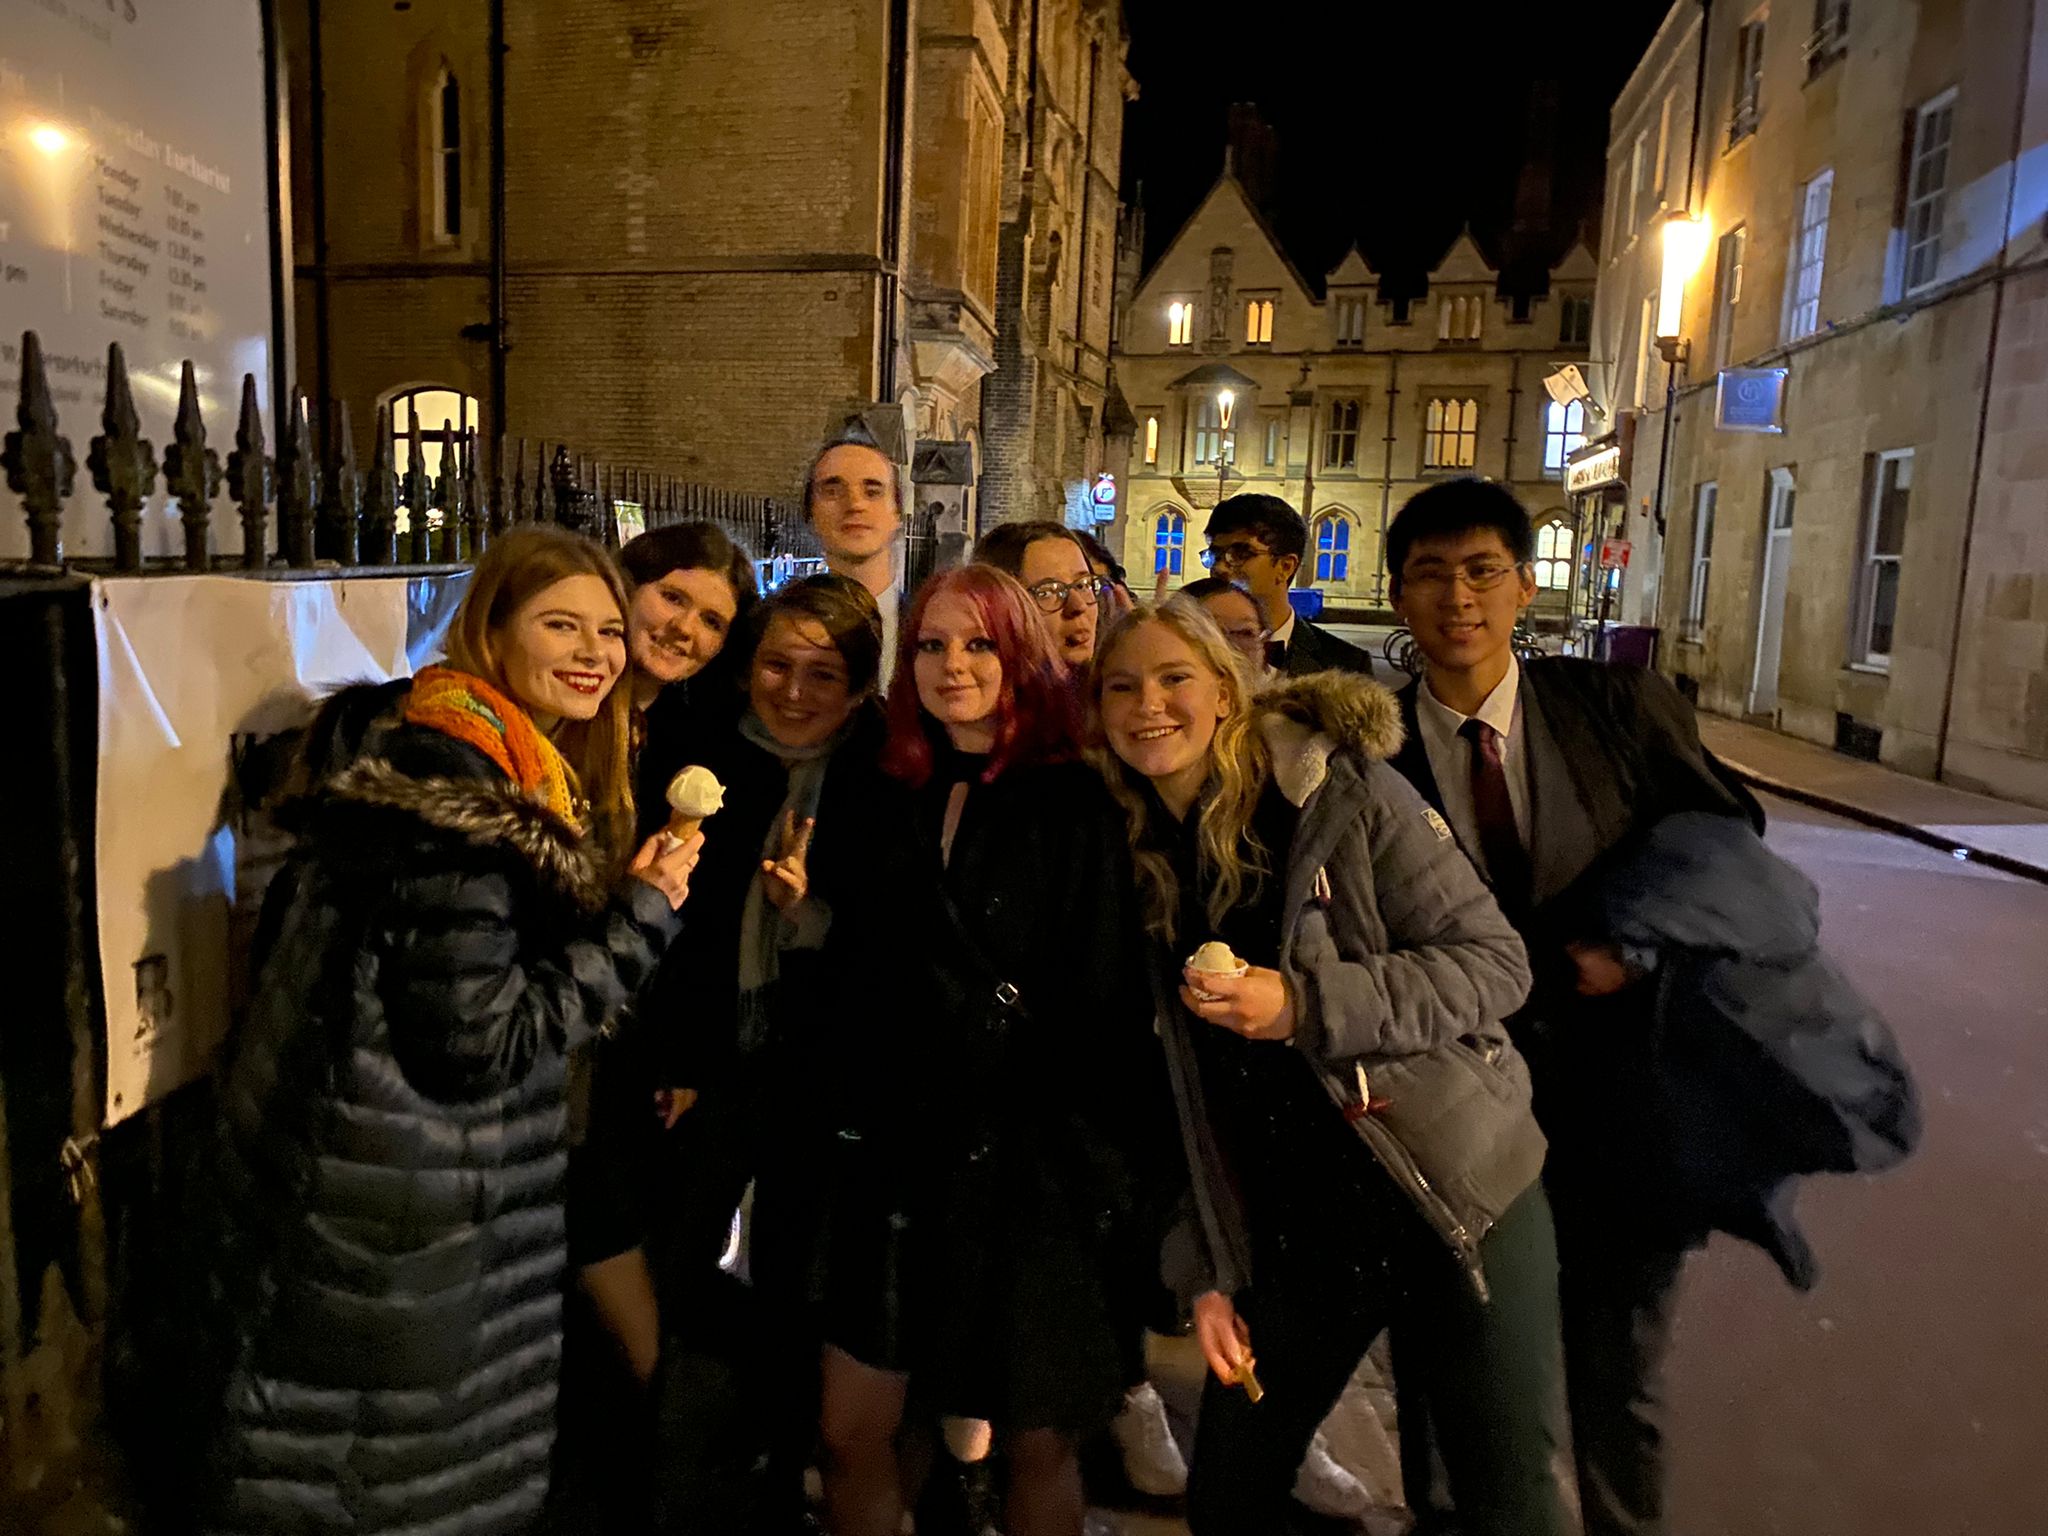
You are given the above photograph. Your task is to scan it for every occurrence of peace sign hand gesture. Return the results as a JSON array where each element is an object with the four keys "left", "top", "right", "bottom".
[{"left": 760, "top": 811, "right": 816, "bottom": 914}]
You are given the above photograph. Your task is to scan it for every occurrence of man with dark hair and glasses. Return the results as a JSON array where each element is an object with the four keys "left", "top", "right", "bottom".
[
  {"left": 1384, "top": 476, "right": 1761, "bottom": 1536},
  {"left": 1203, "top": 493, "right": 1374, "bottom": 677},
  {"left": 973, "top": 519, "right": 1113, "bottom": 669}
]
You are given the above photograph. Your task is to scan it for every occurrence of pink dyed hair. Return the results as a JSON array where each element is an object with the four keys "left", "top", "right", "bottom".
[{"left": 881, "top": 564, "right": 1082, "bottom": 786}]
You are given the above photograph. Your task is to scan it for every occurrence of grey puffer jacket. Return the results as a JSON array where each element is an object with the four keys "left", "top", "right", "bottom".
[{"left": 1165, "top": 673, "right": 1546, "bottom": 1301}]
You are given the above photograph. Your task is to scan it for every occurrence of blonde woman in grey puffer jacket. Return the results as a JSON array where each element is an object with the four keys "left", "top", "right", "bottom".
[{"left": 1087, "top": 600, "right": 1575, "bottom": 1536}]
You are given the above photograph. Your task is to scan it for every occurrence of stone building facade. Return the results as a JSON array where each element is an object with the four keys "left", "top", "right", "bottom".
[
  {"left": 279, "top": 0, "right": 1128, "bottom": 518},
  {"left": 1593, "top": 0, "right": 2048, "bottom": 806},
  {"left": 1109, "top": 168, "right": 1596, "bottom": 610}
]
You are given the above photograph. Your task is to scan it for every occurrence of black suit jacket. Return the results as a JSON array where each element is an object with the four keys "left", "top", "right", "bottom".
[
  {"left": 1279, "top": 615, "right": 1376, "bottom": 678},
  {"left": 1389, "top": 659, "right": 1762, "bottom": 1192},
  {"left": 1389, "top": 658, "right": 1755, "bottom": 911}
]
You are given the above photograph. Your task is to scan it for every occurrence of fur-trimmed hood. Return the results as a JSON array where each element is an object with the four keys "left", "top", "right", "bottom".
[
  {"left": 1253, "top": 670, "right": 1406, "bottom": 809},
  {"left": 277, "top": 681, "right": 613, "bottom": 915}
]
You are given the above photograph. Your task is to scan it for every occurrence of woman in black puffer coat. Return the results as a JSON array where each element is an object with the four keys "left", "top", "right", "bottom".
[{"left": 169, "top": 527, "right": 701, "bottom": 1536}]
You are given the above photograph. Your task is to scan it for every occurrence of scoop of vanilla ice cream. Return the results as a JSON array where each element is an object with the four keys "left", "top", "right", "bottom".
[
  {"left": 665, "top": 765, "right": 726, "bottom": 819},
  {"left": 1189, "top": 940, "right": 1243, "bottom": 974}
]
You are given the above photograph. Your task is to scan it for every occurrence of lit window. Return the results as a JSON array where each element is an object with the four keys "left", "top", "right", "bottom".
[
  {"left": 1314, "top": 515, "right": 1351, "bottom": 583},
  {"left": 1245, "top": 298, "right": 1274, "bottom": 345},
  {"left": 1854, "top": 450, "right": 1912, "bottom": 664},
  {"left": 1627, "top": 130, "right": 1648, "bottom": 232},
  {"left": 1533, "top": 520, "right": 1573, "bottom": 589},
  {"left": 1324, "top": 399, "right": 1360, "bottom": 470},
  {"left": 1784, "top": 168, "right": 1833, "bottom": 341},
  {"left": 1709, "top": 226, "right": 1746, "bottom": 371},
  {"left": 1729, "top": 16, "right": 1766, "bottom": 147},
  {"left": 1636, "top": 296, "right": 1658, "bottom": 409},
  {"left": 1685, "top": 482, "right": 1717, "bottom": 638},
  {"left": 1558, "top": 294, "right": 1593, "bottom": 348},
  {"left": 1437, "top": 295, "right": 1482, "bottom": 343},
  {"left": 1190, "top": 397, "right": 1235, "bottom": 466},
  {"left": 1143, "top": 415, "right": 1159, "bottom": 466},
  {"left": 388, "top": 386, "right": 479, "bottom": 481},
  {"left": 1542, "top": 400, "right": 1586, "bottom": 478},
  {"left": 1167, "top": 301, "right": 1194, "bottom": 346},
  {"left": 1808, "top": 0, "right": 1851, "bottom": 79},
  {"left": 1423, "top": 398, "right": 1478, "bottom": 469},
  {"left": 1154, "top": 510, "right": 1187, "bottom": 576},
  {"left": 432, "top": 69, "right": 462, "bottom": 244},
  {"left": 1904, "top": 92, "right": 1955, "bottom": 294},
  {"left": 1335, "top": 296, "right": 1366, "bottom": 347}
]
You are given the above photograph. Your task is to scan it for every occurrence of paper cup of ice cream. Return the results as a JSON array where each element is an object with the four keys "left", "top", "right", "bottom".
[{"left": 1186, "top": 940, "right": 1248, "bottom": 1002}]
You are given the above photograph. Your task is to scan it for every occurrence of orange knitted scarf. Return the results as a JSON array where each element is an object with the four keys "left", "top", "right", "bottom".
[{"left": 403, "top": 664, "right": 582, "bottom": 824}]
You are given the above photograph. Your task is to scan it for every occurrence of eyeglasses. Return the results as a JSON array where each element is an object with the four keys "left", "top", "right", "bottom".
[
  {"left": 1203, "top": 541, "right": 1271, "bottom": 572},
  {"left": 1024, "top": 575, "right": 1116, "bottom": 613},
  {"left": 1400, "top": 561, "right": 1524, "bottom": 597},
  {"left": 1219, "top": 624, "right": 1268, "bottom": 648}
]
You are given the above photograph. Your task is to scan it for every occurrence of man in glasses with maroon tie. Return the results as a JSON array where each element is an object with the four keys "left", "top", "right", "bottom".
[{"left": 1384, "top": 476, "right": 1758, "bottom": 1536}]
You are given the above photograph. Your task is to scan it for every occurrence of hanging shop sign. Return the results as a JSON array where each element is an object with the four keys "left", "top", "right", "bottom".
[{"left": 1565, "top": 441, "right": 1626, "bottom": 495}]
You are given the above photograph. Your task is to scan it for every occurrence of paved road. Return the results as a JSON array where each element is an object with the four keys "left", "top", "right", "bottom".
[
  {"left": 1662, "top": 794, "right": 2048, "bottom": 1536},
  {"left": 1095, "top": 793, "right": 2048, "bottom": 1534}
]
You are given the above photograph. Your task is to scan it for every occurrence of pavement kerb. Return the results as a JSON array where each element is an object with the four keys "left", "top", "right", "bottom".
[{"left": 1718, "top": 759, "right": 2048, "bottom": 887}]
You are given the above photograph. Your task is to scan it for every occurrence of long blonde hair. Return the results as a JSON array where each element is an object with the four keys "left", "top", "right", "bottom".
[
  {"left": 1085, "top": 600, "right": 1273, "bottom": 943},
  {"left": 445, "top": 525, "right": 636, "bottom": 865}
]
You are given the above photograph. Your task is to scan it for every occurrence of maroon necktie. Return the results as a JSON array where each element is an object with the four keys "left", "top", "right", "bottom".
[{"left": 1460, "top": 718, "right": 1530, "bottom": 908}]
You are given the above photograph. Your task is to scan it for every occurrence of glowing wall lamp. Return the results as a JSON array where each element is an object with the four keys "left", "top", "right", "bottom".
[
  {"left": 1656, "top": 212, "right": 1709, "bottom": 362},
  {"left": 1214, "top": 387, "right": 1237, "bottom": 501}
]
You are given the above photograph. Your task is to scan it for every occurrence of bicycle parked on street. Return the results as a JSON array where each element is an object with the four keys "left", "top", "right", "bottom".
[{"left": 1382, "top": 624, "right": 1547, "bottom": 676}]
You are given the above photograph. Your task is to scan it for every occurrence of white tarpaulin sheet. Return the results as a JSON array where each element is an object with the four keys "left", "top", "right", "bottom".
[{"left": 92, "top": 573, "right": 466, "bottom": 1126}]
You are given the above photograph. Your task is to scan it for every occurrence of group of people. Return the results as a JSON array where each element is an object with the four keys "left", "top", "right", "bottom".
[{"left": 154, "top": 432, "right": 1917, "bottom": 1536}]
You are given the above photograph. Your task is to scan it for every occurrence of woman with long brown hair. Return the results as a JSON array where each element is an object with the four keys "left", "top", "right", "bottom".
[{"left": 177, "top": 526, "right": 701, "bottom": 1536}]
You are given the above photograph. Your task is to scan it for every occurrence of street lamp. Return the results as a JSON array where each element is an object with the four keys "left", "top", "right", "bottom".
[
  {"left": 1656, "top": 212, "right": 1709, "bottom": 363},
  {"left": 1215, "top": 387, "right": 1236, "bottom": 503}
]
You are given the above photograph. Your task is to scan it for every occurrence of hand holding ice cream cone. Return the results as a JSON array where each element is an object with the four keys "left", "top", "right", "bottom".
[{"left": 663, "top": 765, "right": 725, "bottom": 851}]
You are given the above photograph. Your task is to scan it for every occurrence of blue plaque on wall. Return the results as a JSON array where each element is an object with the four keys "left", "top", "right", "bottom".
[{"left": 1716, "top": 368, "right": 1789, "bottom": 433}]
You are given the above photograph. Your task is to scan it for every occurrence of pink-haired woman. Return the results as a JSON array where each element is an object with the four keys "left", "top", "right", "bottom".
[{"left": 816, "top": 565, "right": 1163, "bottom": 1536}]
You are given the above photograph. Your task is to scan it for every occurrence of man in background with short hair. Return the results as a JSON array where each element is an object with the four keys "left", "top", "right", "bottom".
[{"left": 1203, "top": 493, "right": 1374, "bottom": 677}]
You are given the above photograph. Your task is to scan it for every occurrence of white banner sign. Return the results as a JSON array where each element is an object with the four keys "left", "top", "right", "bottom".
[
  {"left": 93, "top": 574, "right": 466, "bottom": 1126},
  {"left": 1, "top": 0, "right": 276, "bottom": 561}
]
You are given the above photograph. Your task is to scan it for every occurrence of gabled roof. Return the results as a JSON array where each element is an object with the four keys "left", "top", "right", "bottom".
[
  {"left": 1551, "top": 240, "right": 1598, "bottom": 281},
  {"left": 1326, "top": 245, "right": 1376, "bottom": 287},
  {"left": 1429, "top": 227, "right": 1497, "bottom": 284},
  {"left": 1167, "top": 361, "right": 1263, "bottom": 392},
  {"left": 1133, "top": 172, "right": 1320, "bottom": 306}
]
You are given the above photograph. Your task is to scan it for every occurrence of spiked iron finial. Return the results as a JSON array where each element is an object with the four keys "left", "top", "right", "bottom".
[
  {"left": 3, "top": 332, "right": 80, "bottom": 565},
  {"left": 363, "top": 404, "right": 399, "bottom": 564},
  {"left": 318, "top": 399, "right": 361, "bottom": 564},
  {"left": 276, "top": 389, "right": 319, "bottom": 567},
  {"left": 433, "top": 421, "right": 463, "bottom": 562},
  {"left": 88, "top": 343, "right": 159, "bottom": 571},
  {"left": 404, "top": 416, "right": 430, "bottom": 563},
  {"left": 162, "top": 361, "right": 222, "bottom": 570},
  {"left": 224, "top": 374, "right": 271, "bottom": 569}
]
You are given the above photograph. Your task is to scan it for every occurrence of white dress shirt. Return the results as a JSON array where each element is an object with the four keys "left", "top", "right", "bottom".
[
  {"left": 1414, "top": 658, "right": 1532, "bottom": 881},
  {"left": 878, "top": 589, "right": 900, "bottom": 686}
]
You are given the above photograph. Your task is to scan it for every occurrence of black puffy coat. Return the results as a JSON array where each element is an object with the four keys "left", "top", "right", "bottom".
[{"left": 188, "top": 684, "right": 680, "bottom": 1535}]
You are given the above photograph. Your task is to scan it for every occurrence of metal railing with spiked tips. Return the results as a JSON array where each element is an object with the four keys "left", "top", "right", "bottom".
[{"left": 4, "top": 332, "right": 821, "bottom": 574}]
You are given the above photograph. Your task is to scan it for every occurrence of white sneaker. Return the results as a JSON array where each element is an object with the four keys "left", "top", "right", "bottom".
[
  {"left": 1292, "top": 1429, "right": 1372, "bottom": 1522},
  {"left": 1109, "top": 1382, "right": 1188, "bottom": 1497}
]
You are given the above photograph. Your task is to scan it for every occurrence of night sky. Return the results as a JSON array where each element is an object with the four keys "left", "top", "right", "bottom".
[{"left": 1119, "top": 0, "right": 1675, "bottom": 296}]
